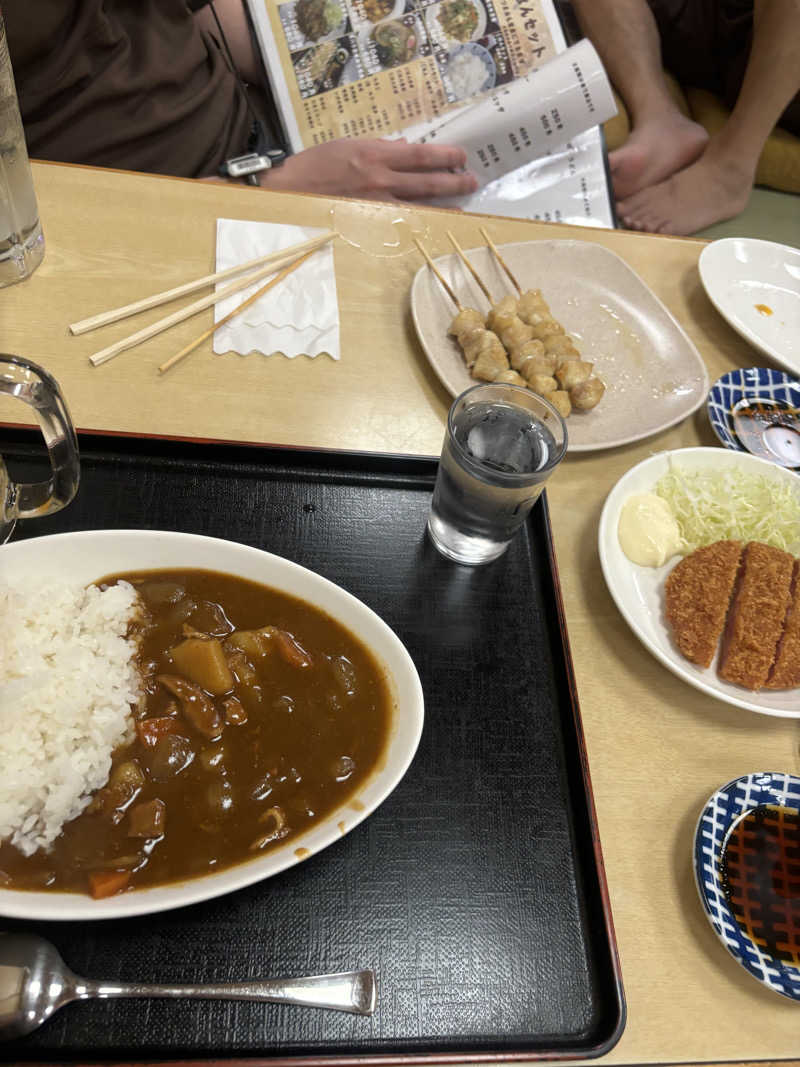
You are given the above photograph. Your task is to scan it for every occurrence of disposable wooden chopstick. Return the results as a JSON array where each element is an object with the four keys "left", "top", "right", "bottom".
[
  {"left": 70, "top": 231, "right": 337, "bottom": 336},
  {"left": 158, "top": 250, "right": 314, "bottom": 376},
  {"left": 89, "top": 244, "right": 324, "bottom": 367},
  {"left": 479, "top": 226, "right": 522, "bottom": 295},
  {"left": 414, "top": 237, "right": 461, "bottom": 311},
  {"left": 446, "top": 230, "right": 493, "bottom": 304}
]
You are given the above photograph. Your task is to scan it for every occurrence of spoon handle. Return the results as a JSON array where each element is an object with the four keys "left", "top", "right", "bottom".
[{"left": 81, "top": 970, "right": 376, "bottom": 1015}]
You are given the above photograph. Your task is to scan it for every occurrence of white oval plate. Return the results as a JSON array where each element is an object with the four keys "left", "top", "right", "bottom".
[
  {"left": 0, "top": 530, "right": 424, "bottom": 920},
  {"left": 411, "top": 239, "right": 709, "bottom": 452},
  {"left": 598, "top": 447, "right": 800, "bottom": 717},
  {"left": 698, "top": 238, "right": 800, "bottom": 375}
]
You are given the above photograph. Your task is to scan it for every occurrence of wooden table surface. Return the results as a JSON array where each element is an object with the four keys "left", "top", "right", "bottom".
[{"left": 2, "top": 161, "right": 799, "bottom": 1065}]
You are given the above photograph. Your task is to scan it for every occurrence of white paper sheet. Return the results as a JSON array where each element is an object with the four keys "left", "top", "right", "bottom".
[
  {"left": 213, "top": 220, "right": 340, "bottom": 359},
  {"left": 412, "top": 40, "right": 616, "bottom": 193}
]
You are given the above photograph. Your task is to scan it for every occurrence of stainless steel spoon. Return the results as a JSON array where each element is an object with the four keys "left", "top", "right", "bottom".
[{"left": 0, "top": 932, "right": 376, "bottom": 1040}]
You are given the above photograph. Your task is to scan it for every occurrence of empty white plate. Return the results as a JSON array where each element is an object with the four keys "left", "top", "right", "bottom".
[{"left": 698, "top": 238, "right": 800, "bottom": 374}]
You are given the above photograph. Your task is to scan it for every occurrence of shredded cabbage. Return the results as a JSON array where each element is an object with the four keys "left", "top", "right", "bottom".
[{"left": 654, "top": 462, "right": 800, "bottom": 556}]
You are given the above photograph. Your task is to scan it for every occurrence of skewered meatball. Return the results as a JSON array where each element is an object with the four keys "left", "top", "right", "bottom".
[
  {"left": 530, "top": 318, "right": 565, "bottom": 340},
  {"left": 570, "top": 377, "right": 605, "bottom": 411},
  {"left": 498, "top": 319, "right": 535, "bottom": 353},
  {"left": 495, "top": 369, "right": 527, "bottom": 386},
  {"left": 461, "top": 328, "right": 505, "bottom": 371},
  {"left": 492, "top": 294, "right": 517, "bottom": 317},
  {"left": 472, "top": 345, "right": 510, "bottom": 381},
  {"left": 526, "top": 374, "right": 558, "bottom": 395},
  {"left": 542, "top": 334, "right": 580, "bottom": 359},
  {"left": 548, "top": 390, "right": 572, "bottom": 418},
  {"left": 555, "top": 360, "right": 593, "bottom": 390},
  {"left": 448, "top": 308, "right": 485, "bottom": 339},
  {"left": 516, "top": 289, "right": 550, "bottom": 324}
]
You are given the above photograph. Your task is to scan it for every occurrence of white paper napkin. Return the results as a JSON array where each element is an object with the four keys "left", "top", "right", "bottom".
[{"left": 213, "top": 219, "right": 340, "bottom": 359}]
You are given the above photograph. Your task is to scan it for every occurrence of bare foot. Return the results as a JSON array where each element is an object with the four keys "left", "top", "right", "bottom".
[
  {"left": 609, "top": 114, "right": 709, "bottom": 200},
  {"left": 616, "top": 150, "right": 754, "bottom": 235}
]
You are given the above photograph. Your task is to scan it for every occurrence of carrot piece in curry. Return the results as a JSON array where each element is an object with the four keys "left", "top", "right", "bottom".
[{"left": 88, "top": 869, "right": 132, "bottom": 899}]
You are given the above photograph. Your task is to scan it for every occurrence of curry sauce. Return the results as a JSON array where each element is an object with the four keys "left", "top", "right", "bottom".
[{"left": 0, "top": 569, "right": 392, "bottom": 897}]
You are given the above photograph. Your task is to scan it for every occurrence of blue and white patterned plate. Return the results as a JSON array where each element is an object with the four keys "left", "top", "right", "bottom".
[
  {"left": 694, "top": 772, "right": 800, "bottom": 1000},
  {"left": 707, "top": 367, "right": 800, "bottom": 468}
]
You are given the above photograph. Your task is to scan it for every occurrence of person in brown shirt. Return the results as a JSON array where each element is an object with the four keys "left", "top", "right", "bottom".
[{"left": 3, "top": 0, "right": 477, "bottom": 202}]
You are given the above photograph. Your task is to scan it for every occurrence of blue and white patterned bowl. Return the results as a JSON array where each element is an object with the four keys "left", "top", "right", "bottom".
[
  {"left": 694, "top": 772, "right": 800, "bottom": 1000},
  {"left": 707, "top": 367, "right": 800, "bottom": 467}
]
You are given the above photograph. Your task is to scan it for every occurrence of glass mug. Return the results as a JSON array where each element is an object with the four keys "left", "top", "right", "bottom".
[{"left": 1, "top": 355, "right": 79, "bottom": 543}]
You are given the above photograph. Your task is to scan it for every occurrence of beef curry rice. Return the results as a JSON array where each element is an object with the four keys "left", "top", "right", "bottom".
[{"left": 0, "top": 570, "right": 392, "bottom": 898}]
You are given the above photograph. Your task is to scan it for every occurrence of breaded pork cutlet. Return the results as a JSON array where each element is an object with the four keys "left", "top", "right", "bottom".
[
  {"left": 718, "top": 542, "right": 795, "bottom": 690},
  {"left": 665, "top": 540, "right": 743, "bottom": 668},
  {"left": 765, "top": 559, "right": 800, "bottom": 690}
]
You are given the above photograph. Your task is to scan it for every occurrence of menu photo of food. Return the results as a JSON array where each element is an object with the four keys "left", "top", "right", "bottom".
[
  {"left": 436, "top": 31, "right": 512, "bottom": 102},
  {"left": 345, "top": 0, "right": 410, "bottom": 32},
  {"left": 422, "top": 0, "right": 490, "bottom": 48},
  {"left": 358, "top": 12, "right": 429, "bottom": 73},
  {"left": 279, "top": 0, "right": 351, "bottom": 49},
  {"left": 292, "top": 35, "right": 363, "bottom": 96}
]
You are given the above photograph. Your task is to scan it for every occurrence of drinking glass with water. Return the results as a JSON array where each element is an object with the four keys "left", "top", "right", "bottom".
[
  {"left": 0, "top": 15, "right": 44, "bottom": 287},
  {"left": 1, "top": 356, "right": 79, "bottom": 544},
  {"left": 427, "top": 383, "right": 567, "bottom": 565}
]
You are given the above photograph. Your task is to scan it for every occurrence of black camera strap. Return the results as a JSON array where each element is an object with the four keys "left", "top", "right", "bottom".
[{"left": 193, "top": 0, "right": 287, "bottom": 180}]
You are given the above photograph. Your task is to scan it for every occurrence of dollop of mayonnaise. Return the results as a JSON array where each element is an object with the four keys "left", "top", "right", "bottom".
[{"left": 617, "top": 493, "right": 683, "bottom": 567}]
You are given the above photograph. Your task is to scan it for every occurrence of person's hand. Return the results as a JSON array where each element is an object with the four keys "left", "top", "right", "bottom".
[{"left": 260, "top": 138, "right": 478, "bottom": 202}]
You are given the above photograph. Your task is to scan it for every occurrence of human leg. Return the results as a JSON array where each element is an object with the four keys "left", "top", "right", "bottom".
[
  {"left": 617, "top": 0, "right": 800, "bottom": 234},
  {"left": 570, "top": 0, "right": 708, "bottom": 200}
]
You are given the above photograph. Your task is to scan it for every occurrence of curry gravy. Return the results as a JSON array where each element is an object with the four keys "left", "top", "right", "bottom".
[{"left": 0, "top": 569, "right": 391, "bottom": 896}]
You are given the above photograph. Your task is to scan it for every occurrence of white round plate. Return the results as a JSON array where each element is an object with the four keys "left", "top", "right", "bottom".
[
  {"left": 598, "top": 447, "right": 800, "bottom": 717},
  {"left": 0, "top": 530, "right": 424, "bottom": 920},
  {"left": 411, "top": 239, "right": 710, "bottom": 452},
  {"left": 698, "top": 238, "right": 800, "bottom": 375},
  {"left": 424, "top": 0, "right": 487, "bottom": 45}
]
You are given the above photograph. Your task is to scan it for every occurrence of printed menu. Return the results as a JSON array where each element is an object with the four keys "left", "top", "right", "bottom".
[{"left": 247, "top": 0, "right": 617, "bottom": 226}]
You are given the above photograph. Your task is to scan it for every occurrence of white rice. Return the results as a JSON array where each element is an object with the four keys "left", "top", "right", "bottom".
[
  {"left": 0, "top": 579, "right": 143, "bottom": 857},
  {"left": 448, "top": 49, "right": 490, "bottom": 99}
]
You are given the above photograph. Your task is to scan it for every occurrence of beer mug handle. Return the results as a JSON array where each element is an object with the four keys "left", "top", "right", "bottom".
[{"left": 1, "top": 355, "right": 79, "bottom": 522}]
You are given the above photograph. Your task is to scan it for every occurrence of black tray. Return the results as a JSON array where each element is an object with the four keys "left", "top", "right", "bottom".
[{"left": 1, "top": 430, "right": 625, "bottom": 1063}]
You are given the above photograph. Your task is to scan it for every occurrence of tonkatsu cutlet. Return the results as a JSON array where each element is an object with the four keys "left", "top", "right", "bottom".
[
  {"left": 765, "top": 559, "right": 800, "bottom": 690},
  {"left": 718, "top": 541, "right": 795, "bottom": 690},
  {"left": 665, "top": 540, "right": 743, "bottom": 668}
]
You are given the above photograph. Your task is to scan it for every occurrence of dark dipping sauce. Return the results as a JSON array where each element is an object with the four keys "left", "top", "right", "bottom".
[
  {"left": 720, "top": 804, "right": 800, "bottom": 967},
  {"left": 0, "top": 569, "right": 392, "bottom": 897}
]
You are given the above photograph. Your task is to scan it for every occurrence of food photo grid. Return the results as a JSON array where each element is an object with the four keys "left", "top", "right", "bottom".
[{"left": 279, "top": 0, "right": 516, "bottom": 100}]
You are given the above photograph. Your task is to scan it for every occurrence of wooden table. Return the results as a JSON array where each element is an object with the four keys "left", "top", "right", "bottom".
[{"left": 2, "top": 161, "right": 799, "bottom": 1065}]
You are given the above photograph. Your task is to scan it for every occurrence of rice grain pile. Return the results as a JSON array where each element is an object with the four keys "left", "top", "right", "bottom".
[{"left": 0, "top": 579, "right": 143, "bottom": 857}]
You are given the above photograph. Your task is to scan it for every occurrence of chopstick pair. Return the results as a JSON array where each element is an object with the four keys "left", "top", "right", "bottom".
[
  {"left": 73, "top": 231, "right": 338, "bottom": 370},
  {"left": 157, "top": 249, "right": 316, "bottom": 375}
]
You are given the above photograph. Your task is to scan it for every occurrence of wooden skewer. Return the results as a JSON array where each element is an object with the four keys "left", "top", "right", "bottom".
[
  {"left": 89, "top": 245, "right": 324, "bottom": 367},
  {"left": 479, "top": 226, "right": 522, "bottom": 296},
  {"left": 446, "top": 230, "right": 493, "bottom": 304},
  {"left": 413, "top": 237, "right": 462, "bottom": 311},
  {"left": 71, "top": 231, "right": 338, "bottom": 335},
  {"left": 158, "top": 250, "right": 314, "bottom": 376}
]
